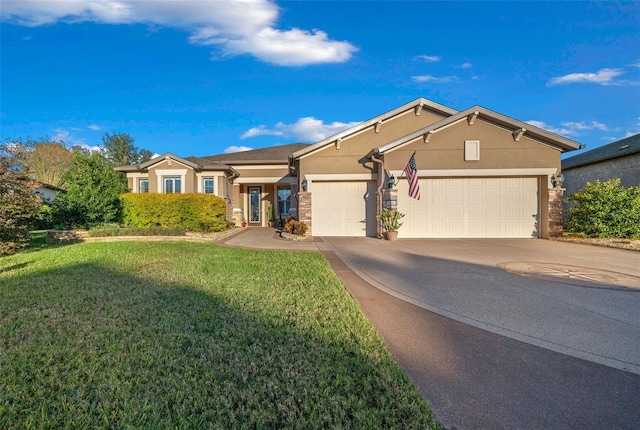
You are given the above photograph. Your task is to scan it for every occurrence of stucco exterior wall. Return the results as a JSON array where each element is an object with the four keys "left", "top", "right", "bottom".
[
  {"left": 298, "top": 110, "right": 445, "bottom": 177},
  {"left": 563, "top": 154, "right": 640, "bottom": 198},
  {"left": 383, "top": 120, "right": 561, "bottom": 171}
]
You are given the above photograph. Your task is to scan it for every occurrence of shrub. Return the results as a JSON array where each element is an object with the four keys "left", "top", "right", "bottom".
[
  {"left": 284, "top": 216, "right": 308, "bottom": 236},
  {"left": 88, "top": 225, "right": 187, "bottom": 237},
  {"left": 51, "top": 151, "right": 126, "bottom": 229},
  {"left": 377, "top": 208, "right": 405, "bottom": 232},
  {"left": 1, "top": 144, "right": 43, "bottom": 255},
  {"left": 121, "top": 193, "right": 228, "bottom": 232},
  {"left": 565, "top": 179, "right": 640, "bottom": 239}
]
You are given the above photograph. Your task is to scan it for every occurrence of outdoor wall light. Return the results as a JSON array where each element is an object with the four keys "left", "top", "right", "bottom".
[
  {"left": 387, "top": 174, "right": 398, "bottom": 189},
  {"left": 551, "top": 173, "right": 565, "bottom": 188},
  {"left": 301, "top": 179, "right": 308, "bottom": 192}
]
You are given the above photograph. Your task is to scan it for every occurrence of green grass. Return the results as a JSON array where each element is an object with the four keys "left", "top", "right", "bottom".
[{"left": 0, "top": 240, "right": 441, "bottom": 429}]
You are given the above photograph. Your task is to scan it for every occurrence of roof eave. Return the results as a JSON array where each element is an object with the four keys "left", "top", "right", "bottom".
[
  {"left": 139, "top": 153, "right": 200, "bottom": 170},
  {"left": 292, "top": 98, "right": 458, "bottom": 159},
  {"left": 373, "top": 105, "right": 582, "bottom": 155}
]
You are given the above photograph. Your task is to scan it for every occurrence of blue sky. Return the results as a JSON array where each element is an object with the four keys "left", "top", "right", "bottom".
[{"left": 1, "top": 1, "right": 639, "bottom": 158}]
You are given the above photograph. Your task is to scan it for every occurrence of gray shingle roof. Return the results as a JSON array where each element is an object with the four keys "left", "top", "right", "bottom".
[
  {"left": 196, "top": 143, "right": 310, "bottom": 164},
  {"left": 562, "top": 133, "right": 640, "bottom": 170}
]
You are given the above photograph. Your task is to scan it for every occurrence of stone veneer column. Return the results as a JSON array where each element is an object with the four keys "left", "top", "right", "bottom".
[
  {"left": 380, "top": 188, "right": 398, "bottom": 237},
  {"left": 297, "top": 191, "right": 312, "bottom": 236},
  {"left": 548, "top": 188, "right": 565, "bottom": 238}
]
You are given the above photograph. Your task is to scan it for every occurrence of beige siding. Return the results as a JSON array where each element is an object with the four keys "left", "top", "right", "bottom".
[
  {"left": 146, "top": 159, "right": 197, "bottom": 193},
  {"left": 299, "top": 110, "right": 445, "bottom": 177},
  {"left": 383, "top": 120, "right": 561, "bottom": 171}
]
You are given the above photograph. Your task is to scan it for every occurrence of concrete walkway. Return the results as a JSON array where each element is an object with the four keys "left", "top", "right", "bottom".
[{"left": 220, "top": 228, "right": 640, "bottom": 429}]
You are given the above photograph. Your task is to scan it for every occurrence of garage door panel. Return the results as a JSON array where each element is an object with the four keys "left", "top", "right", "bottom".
[
  {"left": 312, "top": 181, "right": 376, "bottom": 237},
  {"left": 398, "top": 178, "right": 539, "bottom": 238}
]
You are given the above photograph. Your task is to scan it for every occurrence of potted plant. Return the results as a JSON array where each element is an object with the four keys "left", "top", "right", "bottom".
[
  {"left": 377, "top": 208, "right": 405, "bottom": 240},
  {"left": 267, "top": 203, "right": 276, "bottom": 228}
]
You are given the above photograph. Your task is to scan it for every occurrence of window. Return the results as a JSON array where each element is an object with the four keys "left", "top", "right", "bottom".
[
  {"left": 203, "top": 177, "right": 215, "bottom": 194},
  {"left": 465, "top": 140, "right": 480, "bottom": 161},
  {"left": 164, "top": 177, "right": 182, "bottom": 194},
  {"left": 277, "top": 186, "right": 291, "bottom": 218},
  {"left": 138, "top": 178, "right": 149, "bottom": 193}
]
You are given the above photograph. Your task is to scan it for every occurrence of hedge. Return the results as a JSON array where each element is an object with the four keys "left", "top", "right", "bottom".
[
  {"left": 565, "top": 179, "right": 640, "bottom": 239},
  {"left": 121, "top": 193, "right": 228, "bottom": 233}
]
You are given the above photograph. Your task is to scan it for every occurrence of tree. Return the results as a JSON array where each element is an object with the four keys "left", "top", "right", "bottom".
[
  {"left": 0, "top": 143, "right": 42, "bottom": 255},
  {"left": 101, "top": 132, "right": 153, "bottom": 166},
  {"left": 25, "top": 139, "right": 73, "bottom": 187},
  {"left": 3, "top": 137, "right": 73, "bottom": 188},
  {"left": 51, "top": 150, "right": 128, "bottom": 228}
]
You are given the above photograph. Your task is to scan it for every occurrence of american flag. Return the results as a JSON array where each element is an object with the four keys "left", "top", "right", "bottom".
[{"left": 404, "top": 153, "right": 420, "bottom": 200}]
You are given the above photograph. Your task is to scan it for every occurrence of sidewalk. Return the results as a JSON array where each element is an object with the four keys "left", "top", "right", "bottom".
[{"left": 218, "top": 227, "right": 320, "bottom": 252}]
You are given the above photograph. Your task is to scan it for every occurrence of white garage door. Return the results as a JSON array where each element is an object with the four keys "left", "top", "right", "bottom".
[
  {"left": 397, "top": 178, "right": 539, "bottom": 238},
  {"left": 312, "top": 181, "right": 376, "bottom": 237}
]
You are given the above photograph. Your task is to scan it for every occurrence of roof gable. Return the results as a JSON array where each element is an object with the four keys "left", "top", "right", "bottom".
[
  {"left": 562, "top": 133, "right": 640, "bottom": 170},
  {"left": 373, "top": 105, "right": 583, "bottom": 155},
  {"left": 140, "top": 153, "right": 199, "bottom": 170},
  {"left": 292, "top": 98, "right": 457, "bottom": 160},
  {"left": 115, "top": 152, "right": 232, "bottom": 172}
]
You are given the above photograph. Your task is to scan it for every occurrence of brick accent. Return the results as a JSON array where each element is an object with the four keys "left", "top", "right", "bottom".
[
  {"left": 298, "top": 191, "right": 312, "bottom": 236},
  {"left": 548, "top": 188, "right": 564, "bottom": 238}
]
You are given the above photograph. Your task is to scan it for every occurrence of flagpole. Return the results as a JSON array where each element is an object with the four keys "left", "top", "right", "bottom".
[{"left": 397, "top": 152, "right": 416, "bottom": 180}]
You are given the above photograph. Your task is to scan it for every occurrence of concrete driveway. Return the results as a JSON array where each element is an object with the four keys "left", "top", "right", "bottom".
[
  {"left": 316, "top": 237, "right": 640, "bottom": 429},
  {"left": 318, "top": 237, "right": 640, "bottom": 374},
  {"left": 223, "top": 230, "right": 640, "bottom": 429}
]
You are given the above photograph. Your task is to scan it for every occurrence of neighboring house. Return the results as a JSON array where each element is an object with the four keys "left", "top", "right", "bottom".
[
  {"left": 34, "top": 182, "right": 66, "bottom": 202},
  {"left": 561, "top": 133, "right": 640, "bottom": 198},
  {"left": 116, "top": 98, "right": 582, "bottom": 239}
]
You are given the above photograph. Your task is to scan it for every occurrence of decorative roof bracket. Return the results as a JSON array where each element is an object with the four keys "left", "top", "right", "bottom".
[
  {"left": 467, "top": 111, "right": 479, "bottom": 125},
  {"left": 513, "top": 127, "right": 526, "bottom": 142},
  {"left": 415, "top": 102, "right": 425, "bottom": 116},
  {"left": 424, "top": 130, "right": 435, "bottom": 143},
  {"left": 374, "top": 120, "right": 382, "bottom": 133},
  {"left": 335, "top": 138, "right": 342, "bottom": 150}
]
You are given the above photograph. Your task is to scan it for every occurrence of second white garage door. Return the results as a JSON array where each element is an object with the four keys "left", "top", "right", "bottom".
[
  {"left": 312, "top": 181, "right": 376, "bottom": 237},
  {"left": 397, "top": 178, "right": 539, "bottom": 238}
]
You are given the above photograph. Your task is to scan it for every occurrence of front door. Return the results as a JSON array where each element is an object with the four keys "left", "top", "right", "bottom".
[{"left": 249, "top": 187, "right": 261, "bottom": 226}]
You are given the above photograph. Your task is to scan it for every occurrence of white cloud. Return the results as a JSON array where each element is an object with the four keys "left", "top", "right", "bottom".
[
  {"left": 547, "top": 68, "right": 624, "bottom": 86},
  {"left": 0, "top": 0, "right": 356, "bottom": 66},
  {"left": 412, "top": 75, "right": 459, "bottom": 84},
  {"left": 560, "top": 121, "right": 611, "bottom": 131},
  {"left": 460, "top": 62, "right": 472, "bottom": 69},
  {"left": 51, "top": 128, "right": 102, "bottom": 151},
  {"left": 241, "top": 125, "right": 284, "bottom": 139},
  {"left": 525, "top": 121, "right": 576, "bottom": 136},
  {"left": 224, "top": 145, "right": 254, "bottom": 154},
  {"left": 415, "top": 55, "right": 441, "bottom": 62},
  {"left": 241, "top": 117, "right": 360, "bottom": 142},
  {"left": 87, "top": 124, "right": 102, "bottom": 131}
]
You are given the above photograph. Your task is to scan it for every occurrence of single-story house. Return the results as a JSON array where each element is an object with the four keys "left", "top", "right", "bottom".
[
  {"left": 34, "top": 182, "right": 66, "bottom": 202},
  {"left": 561, "top": 133, "right": 639, "bottom": 198},
  {"left": 116, "top": 98, "right": 582, "bottom": 238}
]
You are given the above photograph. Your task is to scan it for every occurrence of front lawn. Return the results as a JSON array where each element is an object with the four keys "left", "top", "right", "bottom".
[{"left": 0, "top": 241, "right": 440, "bottom": 429}]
